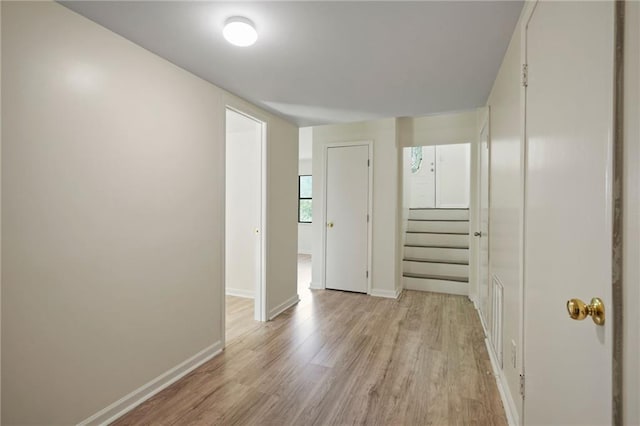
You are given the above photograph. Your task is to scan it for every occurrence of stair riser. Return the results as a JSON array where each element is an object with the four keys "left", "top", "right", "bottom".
[
  {"left": 404, "top": 246, "right": 469, "bottom": 262},
  {"left": 409, "top": 209, "right": 469, "bottom": 221},
  {"left": 407, "top": 221, "right": 469, "bottom": 233},
  {"left": 403, "top": 277, "right": 468, "bottom": 296},
  {"left": 405, "top": 233, "right": 469, "bottom": 247},
  {"left": 403, "top": 261, "right": 468, "bottom": 277}
]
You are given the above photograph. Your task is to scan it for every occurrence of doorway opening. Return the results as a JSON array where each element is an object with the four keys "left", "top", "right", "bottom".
[
  {"left": 297, "top": 128, "right": 313, "bottom": 301},
  {"left": 225, "top": 108, "right": 266, "bottom": 344},
  {"left": 401, "top": 143, "right": 471, "bottom": 296}
]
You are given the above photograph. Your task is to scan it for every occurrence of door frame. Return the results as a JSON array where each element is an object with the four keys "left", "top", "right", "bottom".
[
  {"left": 320, "top": 140, "right": 373, "bottom": 294},
  {"left": 473, "top": 108, "right": 491, "bottom": 334},
  {"left": 223, "top": 106, "right": 268, "bottom": 328}
]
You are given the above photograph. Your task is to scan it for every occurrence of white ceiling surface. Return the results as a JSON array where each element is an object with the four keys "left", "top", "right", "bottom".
[{"left": 60, "top": 1, "right": 523, "bottom": 127}]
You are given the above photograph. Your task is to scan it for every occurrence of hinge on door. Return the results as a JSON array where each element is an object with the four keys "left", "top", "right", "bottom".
[
  {"left": 522, "top": 64, "right": 528, "bottom": 87},
  {"left": 367, "top": 214, "right": 370, "bottom": 223},
  {"left": 520, "top": 374, "right": 525, "bottom": 398},
  {"left": 367, "top": 159, "right": 370, "bottom": 167},
  {"left": 366, "top": 270, "right": 369, "bottom": 278}
]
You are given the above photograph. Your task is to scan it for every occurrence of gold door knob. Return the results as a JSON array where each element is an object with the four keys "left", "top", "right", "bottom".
[
  {"left": 566, "top": 297, "right": 605, "bottom": 326},
  {"left": 327, "top": 222, "right": 334, "bottom": 228}
]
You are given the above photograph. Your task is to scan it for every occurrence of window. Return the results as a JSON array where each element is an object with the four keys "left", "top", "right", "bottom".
[{"left": 298, "top": 175, "right": 312, "bottom": 223}]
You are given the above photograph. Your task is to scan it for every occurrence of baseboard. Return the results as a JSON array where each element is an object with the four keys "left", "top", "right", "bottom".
[
  {"left": 297, "top": 249, "right": 312, "bottom": 255},
  {"left": 309, "top": 282, "right": 324, "bottom": 290},
  {"left": 403, "top": 277, "right": 468, "bottom": 296},
  {"left": 369, "top": 288, "right": 402, "bottom": 299},
  {"left": 268, "top": 294, "right": 300, "bottom": 320},
  {"left": 225, "top": 287, "right": 254, "bottom": 299},
  {"left": 77, "top": 341, "right": 223, "bottom": 426},
  {"left": 484, "top": 338, "right": 520, "bottom": 426}
]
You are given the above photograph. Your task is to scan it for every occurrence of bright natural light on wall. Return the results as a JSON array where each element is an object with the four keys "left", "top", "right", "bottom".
[{"left": 223, "top": 17, "right": 258, "bottom": 47}]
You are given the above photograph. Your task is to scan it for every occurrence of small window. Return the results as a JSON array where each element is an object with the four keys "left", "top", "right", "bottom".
[{"left": 298, "top": 175, "right": 312, "bottom": 223}]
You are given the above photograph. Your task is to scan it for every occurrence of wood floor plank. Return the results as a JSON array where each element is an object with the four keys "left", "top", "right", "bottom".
[{"left": 114, "top": 289, "right": 507, "bottom": 426}]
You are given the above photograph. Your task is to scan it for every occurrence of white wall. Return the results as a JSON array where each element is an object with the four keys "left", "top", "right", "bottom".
[
  {"left": 485, "top": 10, "right": 524, "bottom": 421},
  {"left": 311, "top": 119, "right": 400, "bottom": 297},
  {"left": 624, "top": 2, "right": 640, "bottom": 424},
  {"left": 397, "top": 110, "right": 478, "bottom": 147},
  {"left": 1, "top": 2, "right": 297, "bottom": 424},
  {"left": 225, "top": 114, "right": 261, "bottom": 298}
]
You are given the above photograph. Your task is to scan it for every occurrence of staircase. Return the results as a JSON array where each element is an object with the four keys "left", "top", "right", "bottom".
[{"left": 402, "top": 208, "right": 470, "bottom": 295}]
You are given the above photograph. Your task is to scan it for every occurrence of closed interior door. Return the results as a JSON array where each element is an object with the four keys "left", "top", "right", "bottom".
[
  {"left": 524, "top": 2, "right": 613, "bottom": 423},
  {"left": 435, "top": 143, "right": 471, "bottom": 208},
  {"left": 325, "top": 145, "right": 369, "bottom": 293},
  {"left": 409, "top": 146, "right": 436, "bottom": 208},
  {"left": 478, "top": 126, "right": 491, "bottom": 328}
]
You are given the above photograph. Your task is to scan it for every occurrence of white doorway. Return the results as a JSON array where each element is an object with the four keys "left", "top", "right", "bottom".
[
  {"left": 406, "top": 144, "right": 471, "bottom": 209},
  {"left": 323, "top": 142, "right": 372, "bottom": 293},
  {"left": 225, "top": 108, "right": 266, "bottom": 341},
  {"left": 522, "top": 1, "right": 614, "bottom": 423}
]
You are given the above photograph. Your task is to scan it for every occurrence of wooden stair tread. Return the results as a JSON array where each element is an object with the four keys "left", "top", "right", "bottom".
[
  {"left": 406, "top": 231, "right": 468, "bottom": 235},
  {"left": 404, "top": 244, "right": 469, "bottom": 249},
  {"left": 403, "top": 257, "right": 469, "bottom": 265},
  {"left": 408, "top": 219, "right": 469, "bottom": 222},
  {"left": 402, "top": 273, "right": 469, "bottom": 283},
  {"left": 409, "top": 208, "right": 469, "bottom": 210}
]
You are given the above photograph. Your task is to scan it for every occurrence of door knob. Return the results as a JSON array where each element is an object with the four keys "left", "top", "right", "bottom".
[
  {"left": 327, "top": 222, "right": 334, "bottom": 228},
  {"left": 566, "top": 297, "right": 605, "bottom": 325},
  {"left": 474, "top": 231, "right": 482, "bottom": 237}
]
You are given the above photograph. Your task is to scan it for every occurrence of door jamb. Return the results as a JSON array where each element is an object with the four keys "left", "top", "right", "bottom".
[{"left": 320, "top": 140, "right": 374, "bottom": 294}]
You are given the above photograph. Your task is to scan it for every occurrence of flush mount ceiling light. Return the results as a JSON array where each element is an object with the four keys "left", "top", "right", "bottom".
[{"left": 223, "top": 17, "right": 258, "bottom": 47}]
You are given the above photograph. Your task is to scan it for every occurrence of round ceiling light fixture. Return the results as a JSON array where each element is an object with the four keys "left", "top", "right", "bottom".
[{"left": 223, "top": 17, "right": 258, "bottom": 47}]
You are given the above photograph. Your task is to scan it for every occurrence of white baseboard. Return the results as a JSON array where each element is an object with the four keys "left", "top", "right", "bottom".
[
  {"left": 484, "top": 338, "right": 520, "bottom": 426},
  {"left": 369, "top": 288, "right": 402, "bottom": 299},
  {"left": 309, "top": 282, "right": 324, "bottom": 290},
  {"left": 297, "top": 249, "right": 312, "bottom": 255},
  {"left": 78, "top": 341, "right": 223, "bottom": 426},
  {"left": 403, "top": 277, "right": 468, "bottom": 296},
  {"left": 225, "top": 287, "right": 254, "bottom": 299},
  {"left": 268, "top": 294, "right": 300, "bottom": 320}
]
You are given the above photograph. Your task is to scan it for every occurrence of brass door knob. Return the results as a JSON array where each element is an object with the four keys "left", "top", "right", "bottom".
[
  {"left": 566, "top": 297, "right": 605, "bottom": 326},
  {"left": 327, "top": 222, "right": 334, "bottom": 228}
]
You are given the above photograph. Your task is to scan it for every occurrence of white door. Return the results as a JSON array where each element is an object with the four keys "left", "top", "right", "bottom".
[
  {"left": 524, "top": 2, "right": 613, "bottom": 424},
  {"left": 225, "top": 109, "right": 263, "bottom": 320},
  {"left": 435, "top": 143, "right": 471, "bottom": 208},
  {"left": 408, "top": 146, "right": 436, "bottom": 208},
  {"left": 325, "top": 145, "right": 369, "bottom": 293},
  {"left": 477, "top": 125, "right": 491, "bottom": 329}
]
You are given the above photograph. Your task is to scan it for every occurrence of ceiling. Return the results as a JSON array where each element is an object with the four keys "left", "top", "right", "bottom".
[{"left": 60, "top": 1, "right": 523, "bottom": 127}]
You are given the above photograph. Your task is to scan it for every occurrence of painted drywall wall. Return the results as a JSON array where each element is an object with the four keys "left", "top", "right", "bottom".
[
  {"left": 624, "top": 2, "right": 640, "bottom": 424},
  {"left": 1, "top": 2, "right": 297, "bottom": 424},
  {"left": 311, "top": 119, "right": 399, "bottom": 297},
  {"left": 225, "top": 114, "right": 261, "bottom": 299},
  {"left": 485, "top": 12, "right": 523, "bottom": 420},
  {"left": 298, "top": 158, "right": 313, "bottom": 255},
  {"left": 397, "top": 110, "right": 477, "bottom": 147}
]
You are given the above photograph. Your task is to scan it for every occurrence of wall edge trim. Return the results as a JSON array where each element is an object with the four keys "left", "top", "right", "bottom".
[
  {"left": 268, "top": 294, "right": 300, "bottom": 320},
  {"left": 77, "top": 341, "right": 223, "bottom": 426}
]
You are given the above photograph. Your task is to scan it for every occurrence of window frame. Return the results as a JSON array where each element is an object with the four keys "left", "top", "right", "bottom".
[{"left": 298, "top": 175, "right": 312, "bottom": 223}]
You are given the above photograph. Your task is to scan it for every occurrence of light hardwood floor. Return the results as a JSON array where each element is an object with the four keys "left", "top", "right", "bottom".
[{"left": 115, "top": 256, "right": 506, "bottom": 425}]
